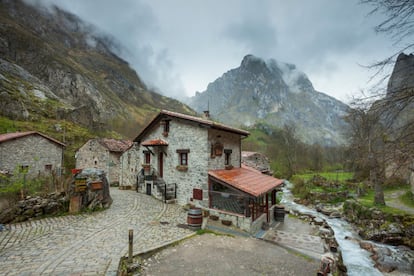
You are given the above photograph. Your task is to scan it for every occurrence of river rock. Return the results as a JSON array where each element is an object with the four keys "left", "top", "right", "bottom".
[
  {"left": 319, "top": 226, "right": 334, "bottom": 237},
  {"left": 313, "top": 217, "right": 325, "bottom": 226}
]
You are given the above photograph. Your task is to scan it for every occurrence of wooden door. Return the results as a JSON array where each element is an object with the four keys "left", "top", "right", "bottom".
[{"left": 158, "top": 152, "right": 163, "bottom": 178}]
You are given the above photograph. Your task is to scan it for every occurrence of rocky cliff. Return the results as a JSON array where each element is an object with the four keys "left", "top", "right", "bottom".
[
  {"left": 0, "top": 0, "right": 193, "bottom": 138},
  {"left": 187, "top": 55, "right": 349, "bottom": 145}
]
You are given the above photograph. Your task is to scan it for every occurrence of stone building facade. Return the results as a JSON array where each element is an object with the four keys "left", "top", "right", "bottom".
[
  {"left": 133, "top": 111, "right": 246, "bottom": 206},
  {"left": 75, "top": 138, "right": 132, "bottom": 184},
  {"left": 119, "top": 143, "right": 141, "bottom": 188},
  {"left": 0, "top": 131, "right": 65, "bottom": 177}
]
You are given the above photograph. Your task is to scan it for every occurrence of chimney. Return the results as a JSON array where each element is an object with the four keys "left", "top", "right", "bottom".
[{"left": 203, "top": 110, "right": 210, "bottom": 120}]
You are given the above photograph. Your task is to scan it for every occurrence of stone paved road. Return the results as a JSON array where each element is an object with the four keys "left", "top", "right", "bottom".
[{"left": 0, "top": 188, "right": 193, "bottom": 275}]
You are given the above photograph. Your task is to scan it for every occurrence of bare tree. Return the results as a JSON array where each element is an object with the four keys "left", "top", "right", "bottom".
[
  {"left": 345, "top": 105, "right": 387, "bottom": 204},
  {"left": 354, "top": 0, "right": 414, "bottom": 196}
]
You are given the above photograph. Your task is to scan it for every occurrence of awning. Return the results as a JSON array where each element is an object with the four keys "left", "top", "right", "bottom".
[
  {"left": 141, "top": 139, "right": 168, "bottom": 146},
  {"left": 208, "top": 165, "right": 284, "bottom": 197}
]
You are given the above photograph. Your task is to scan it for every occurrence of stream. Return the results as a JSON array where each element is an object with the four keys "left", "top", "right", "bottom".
[{"left": 281, "top": 181, "right": 413, "bottom": 276}]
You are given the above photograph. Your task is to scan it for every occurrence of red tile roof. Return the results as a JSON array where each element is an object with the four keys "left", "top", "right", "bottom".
[
  {"left": 141, "top": 139, "right": 168, "bottom": 146},
  {"left": 209, "top": 165, "right": 283, "bottom": 197},
  {"left": 98, "top": 138, "right": 133, "bottom": 152},
  {"left": 0, "top": 131, "right": 65, "bottom": 147},
  {"left": 134, "top": 110, "right": 249, "bottom": 142}
]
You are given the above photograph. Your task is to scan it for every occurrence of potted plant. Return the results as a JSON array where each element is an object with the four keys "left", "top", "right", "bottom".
[{"left": 176, "top": 165, "right": 188, "bottom": 172}]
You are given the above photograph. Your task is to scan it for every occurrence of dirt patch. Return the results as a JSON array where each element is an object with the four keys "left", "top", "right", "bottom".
[{"left": 140, "top": 234, "right": 319, "bottom": 275}]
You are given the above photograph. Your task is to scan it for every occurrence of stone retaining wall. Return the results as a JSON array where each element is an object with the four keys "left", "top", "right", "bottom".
[
  {"left": 343, "top": 199, "right": 414, "bottom": 249},
  {"left": 0, "top": 193, "right": 68, "bottom": 224}
]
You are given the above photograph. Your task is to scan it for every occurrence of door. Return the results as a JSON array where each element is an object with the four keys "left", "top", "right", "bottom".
[
  {"left": 146, "top": 183, "right": 151, "bottom": 195},
  {"left": 158, "top": 152, "right": 163, "bottom": 178}
]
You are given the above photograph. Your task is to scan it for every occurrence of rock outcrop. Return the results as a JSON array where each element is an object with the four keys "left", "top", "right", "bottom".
[{"left": 343, "top": 199, "right": 414, "bottom": 249}]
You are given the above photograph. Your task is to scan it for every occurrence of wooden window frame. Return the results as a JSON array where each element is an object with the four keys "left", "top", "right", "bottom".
[{"left": 176, "top": 149, "right": 190, "bottom": 166}]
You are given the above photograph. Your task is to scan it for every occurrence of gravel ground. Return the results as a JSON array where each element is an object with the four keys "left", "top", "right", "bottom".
[{"left": 140, "top": 233, "right": 320, "bottom": 276}]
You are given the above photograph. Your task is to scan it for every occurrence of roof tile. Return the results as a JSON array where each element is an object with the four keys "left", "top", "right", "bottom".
[
  {"left": 209, "top": 165, "right": 283, "bottom": 197},
  {"left": 98, "top": 138, "right": 133, "bottom": 152},
  {"left": 0, "top": 131, "right": 65, "bottom": 147}
]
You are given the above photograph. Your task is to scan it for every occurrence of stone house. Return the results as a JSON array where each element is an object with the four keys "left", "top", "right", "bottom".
[
  {"left": 0, "top": 131, "right": 65, "bottom": 177},
  {"left": 242, "top": 151, "right": 272, "bottom": 175},
  {"left": 75, "top": 138, "right": 132, "bottom": 184},
  {"left": 133, "top": 110, "right": 283, "bottom": 233}
]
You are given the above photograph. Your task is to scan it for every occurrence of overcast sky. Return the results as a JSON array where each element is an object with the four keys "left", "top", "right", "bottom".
[{"left": 32, "top": 0, "right": 396, "bottom": 103}]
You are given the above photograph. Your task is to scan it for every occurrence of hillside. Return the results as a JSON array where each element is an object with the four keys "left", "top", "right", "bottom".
[
  {"left": 188, "top": 55, "right": 349, "bottom": 145},
  {"left": 0, "top": 0, "right": 194, "bottom": 140}
]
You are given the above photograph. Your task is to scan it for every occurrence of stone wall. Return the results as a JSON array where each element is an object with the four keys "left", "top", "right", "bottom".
[
  {"left": 119, "top": 143, "right": 141, "bottom": 188},
  {"left": 0, "top": 192, "right": 68, "bottom": 224},
  {"left": 207, "top": 208, "right": 253, "bottom": 233},
  {"left": 208, "top": 129, "right": 242, "bottom": 170},
  {"left": 75, "top": 139, "right": 120, "bottom": 184},
  {"left": 0, "top": 134, "right": 63, "bottom": 177},
  {"left": 137, "top": 118, "right": 209, "bottom": 205}
]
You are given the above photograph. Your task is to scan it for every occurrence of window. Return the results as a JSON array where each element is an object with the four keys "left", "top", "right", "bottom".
[
  {"left": 180, "top": 152, "right": 188, "bottom": 165},
  {"left": 164, "top": 120, "right": 170, "bottom": 133},
  {"left": 144, "top": 151, "right": 151, "bottom": 164},
  {"left": 224, "top": 149, "right": 232, "bottom": 166},
  {"left": 45, "top": 164, "right": 52, "bottom": 171},
  {"left": 176, "top": 149, "right": 190, "bottom": 166},
  {"left": 162, "top": 119, "right": 170, "bottom": 137}
]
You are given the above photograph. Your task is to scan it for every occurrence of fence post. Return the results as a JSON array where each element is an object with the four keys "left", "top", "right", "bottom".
[{"left": 128, "top": 229, "right": 133, "bottom": 263}]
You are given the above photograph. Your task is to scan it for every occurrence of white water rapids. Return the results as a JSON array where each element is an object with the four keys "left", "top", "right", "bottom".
[{"left": 281, "top": 181, "right": 384, "bottom": 276}]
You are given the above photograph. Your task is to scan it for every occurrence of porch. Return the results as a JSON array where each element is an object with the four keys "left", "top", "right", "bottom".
[{"left": 207, "top": 166, "right": 284, "bottom": 233}]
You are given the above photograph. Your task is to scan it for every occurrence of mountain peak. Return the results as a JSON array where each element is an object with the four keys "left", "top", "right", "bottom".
[
  {"left": 240, "top": 54, "right": 268, "bottom": 72},
  {"left": 387, "top": 52, "right": 414, "bottom": 96},
  {"left": 188, "top": 54, "right": 349, "bottom": 145}
]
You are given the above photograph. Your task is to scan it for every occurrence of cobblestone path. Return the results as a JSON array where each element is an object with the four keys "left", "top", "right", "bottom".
[{"left": 0, "top": 188, "right": 193, "bottom": 275}]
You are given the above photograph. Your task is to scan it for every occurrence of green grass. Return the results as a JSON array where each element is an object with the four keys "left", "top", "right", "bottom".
[
  {"left": 294, "top": 172, "right": 353, "bottom": 182},
  {"left": 400, "top": 191, "right": 414, "bottom": 208},
  {"left": 358, "top": 190, "right": 408, "bottom": 215}
]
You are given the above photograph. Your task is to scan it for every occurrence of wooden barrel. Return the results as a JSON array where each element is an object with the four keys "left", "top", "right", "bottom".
[
  {"left": 187, "top": 208, "right": 203, "bottom": 230},
  {"left": 274, "top": 205, "right": 285, "bottom": 222}
]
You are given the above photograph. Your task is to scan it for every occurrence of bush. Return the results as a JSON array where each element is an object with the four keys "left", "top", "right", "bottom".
[{"left": 290, "top": 176, "right": 311, "bottom": 199}]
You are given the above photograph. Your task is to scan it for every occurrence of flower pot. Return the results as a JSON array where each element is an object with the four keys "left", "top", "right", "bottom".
[
  {"left": 90, "top": 181, "right": 103, "bottom": 190},
  {"left": 71, "top": 168, "right": 82, "bottom": 175}
]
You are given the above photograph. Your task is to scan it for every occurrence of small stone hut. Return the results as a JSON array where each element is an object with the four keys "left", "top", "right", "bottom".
[
  {"left": 0, "top": 131, "right": 65, "bottom": 177},
  {"left": 242, "top": 151, "right": 272, "bottom": 175},
  {"left": 75, "top": 138, "right": 132, "bottom": 185}
]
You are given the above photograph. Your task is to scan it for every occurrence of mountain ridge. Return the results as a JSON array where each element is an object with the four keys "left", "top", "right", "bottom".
[
  {"left": 0, "top": 0, "right": 194, "bottom": 138},
  {"left": 188, "top": 54, "right": 349, "bottom": 145}
]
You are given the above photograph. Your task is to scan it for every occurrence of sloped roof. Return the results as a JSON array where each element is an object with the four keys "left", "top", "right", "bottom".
[
  {"left": 98, "top": 138, "right": 133, "bottom": 152},
  {"left": 0, "top": 131, "right": 65, "bottom": 147},
  {"left": 134, "top": 110, "right": 249, "bottom": 142},
  {"left": 208, "top": 165, "right": 283, "bottom": 197},
  {"left": 141, "top": 139, "right": 168, "bottom": 146}
]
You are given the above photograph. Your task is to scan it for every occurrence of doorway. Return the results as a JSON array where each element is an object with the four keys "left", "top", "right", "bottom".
[
  {"left": 146, "top": 183, "right": 151, "bottom": 195},
  {"left": 158, "top": 152, "right": 163, "bottom": 178}
]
